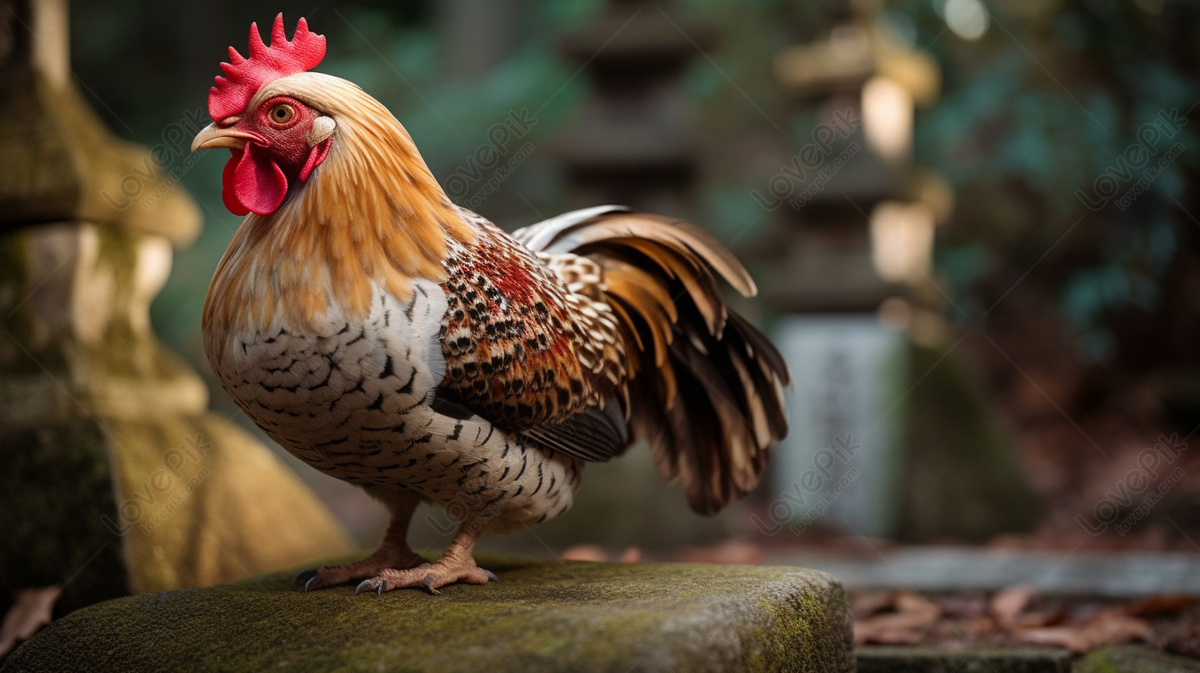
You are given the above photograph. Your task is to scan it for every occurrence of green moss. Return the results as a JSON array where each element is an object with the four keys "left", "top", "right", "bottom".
[
  {"left": 0, "top": 70, "right": 82, "bottom": 227},
  {"left": 0, "top": 419, "right": 130, "bottom": 614},
  {"left": 4, "top": 558, "right": 852, "bottom": 673},
  {"left": 87, "top": 227, "right": 144, "bottom": 379},
  {"left": 0, "top": 230, "right": 29, "bottom": 292},
  {"left": 747, "top": 578, "right": 852, "bottom": 673},
  {"left": 899, "top": 342, "right": 1043, "bottom": 542},
  {"left": 1074, "top": 645, "right": 1200, "bottom": 673},
  {"left": 856, "top": 646, "right": 1074, "bottom": 673},
  {"left": 95, "top": 226, "right": 137, "bottom": 300},
  {"left": 0, "top": 229, "right": 53, "bottom": 376}
]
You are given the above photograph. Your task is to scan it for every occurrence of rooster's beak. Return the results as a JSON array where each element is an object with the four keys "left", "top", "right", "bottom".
[{"left": 191, "top": 124, "right": 258, "bottom": 152}]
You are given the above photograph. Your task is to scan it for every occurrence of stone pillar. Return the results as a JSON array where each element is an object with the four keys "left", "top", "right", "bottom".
[
  {"left": 554, "top": 0, "right": 712, "bottom": 219},
  {"left": 0, "top": 0, "right": 351, "bottom": 621}
]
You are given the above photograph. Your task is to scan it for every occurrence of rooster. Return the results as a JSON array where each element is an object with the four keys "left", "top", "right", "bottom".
[{"left": 193, "top": 15, "right": 790, "bottom": 595}]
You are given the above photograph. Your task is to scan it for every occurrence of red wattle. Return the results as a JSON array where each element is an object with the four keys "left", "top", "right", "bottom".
[
  {"left": 224, "top": 143, "right": 289, "bottom": 216},
  {"left": 221, "top": 150, "right": 250, "bottom": 216}
]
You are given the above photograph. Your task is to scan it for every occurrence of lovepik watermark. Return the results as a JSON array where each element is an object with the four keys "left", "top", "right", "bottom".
[
  {"left": 751, "top": 109, "right": 862, "bottom": 211},
  {"left": 751, "top": 435, "right": 862, "bottom": 536},
  {"left": 1075, "top": 109, "right": 1187, "bottom": 212},
  {"left": 1075, "top": 434, "right": 1187, "bottom": 536},
  {"left": 100, "top": 434, "right": 213, "bottom": 536}
]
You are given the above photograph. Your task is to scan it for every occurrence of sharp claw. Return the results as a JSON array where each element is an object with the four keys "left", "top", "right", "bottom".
[
  {"left": 419, "top": 575, "right": 441, "bottom": 596},
  {"left": 293, "top": 569, "right": 319, "bottom": 586},
  {"left": 482, "top": 569, "right": 499, "bottom": 583},
  {"left": 355, "top": 579, "right": 375, "bottom": 596},
  {"left": 304, "top": 575, "right": 320, "bottom": 592},
  {"left": 377, "top": 583, "right": 385, "bottom": 597}
]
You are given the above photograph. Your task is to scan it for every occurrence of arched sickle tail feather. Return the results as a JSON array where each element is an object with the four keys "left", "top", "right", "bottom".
[{"left": 515, "top": 207, "right": 791, "bottom": 515}]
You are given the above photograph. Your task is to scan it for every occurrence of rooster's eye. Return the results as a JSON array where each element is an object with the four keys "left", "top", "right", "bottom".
[{"left": 268, "top": 103, "right": 296, "bottom": 125}]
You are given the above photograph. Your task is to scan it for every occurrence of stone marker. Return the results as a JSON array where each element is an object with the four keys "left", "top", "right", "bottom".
[
  {"left": 773, "top": 314, "right": 908, "bottom": 538},
  {"left": 3, "top": 557, "right": 854, "bottom": 673}
]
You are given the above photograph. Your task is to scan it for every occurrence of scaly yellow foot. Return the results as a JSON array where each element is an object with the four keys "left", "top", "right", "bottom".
[
  {"left": 294, "top": 549, "right": 424, "bottom": 592},
  {"left": 354, "top": 560, "right": 498, "bottom": 596},
  {"left": 295, "top": 501, "right": 423, "bottom": 591},
  {"left": 356, "top": 528, "right": 495, "bottom": 595}
]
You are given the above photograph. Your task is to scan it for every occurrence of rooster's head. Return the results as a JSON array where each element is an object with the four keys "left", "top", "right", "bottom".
[
  {"left": 192, "top": 14, "right": 334, "bottom": 216},
  {"left": 194, "top": 15, "right": 474, "bottom": 336}
]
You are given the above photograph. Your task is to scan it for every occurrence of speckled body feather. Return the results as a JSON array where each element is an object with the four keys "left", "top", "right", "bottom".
[{"left": 207, "top": 274, "right": 582, "bottom": 532}]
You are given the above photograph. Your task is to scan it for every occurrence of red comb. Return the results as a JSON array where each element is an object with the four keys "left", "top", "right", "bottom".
[{"left": 208, "top": 14, "right": 326, "bottom": 121}]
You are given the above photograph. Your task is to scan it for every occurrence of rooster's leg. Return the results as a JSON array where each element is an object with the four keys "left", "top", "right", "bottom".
[
  {"left": 295, "top": 490, "right": 423, "bottom": 591},
  {"left": 355, "top": 525, "right": 496, "bottom": 596}
]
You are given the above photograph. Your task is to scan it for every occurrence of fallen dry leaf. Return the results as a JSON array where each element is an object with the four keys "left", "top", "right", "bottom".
[
  {"left": 1086, "top": 607, "right": 1152, "bottom": 646},
  {"left": 617, "top": 547, "right": 642, "bottom": 563},
  {"left": 936, "top": 591, "right": 989, "bottom": 619},
  {"left": 852, "top": 591, "right": 897, "bottom": 620},
  {"left": 1163, "top": 621, "right": 1200, "bottom": 659},
  {"left": 0, "top": 586, "right": 61, "bottom": 661},
  {"left": 895, "top": 590, "right": 941, "bottom": 621},
  {"left": 1013, "top": 607, "right": 1068, "bottom": 629},
  {"left": 561, "top": 545, "right": 607, "bottom": 562},
  {"left": 957, "top": 615, "right": 999, "bottom": 637},
  {"left": 930, "top": 615, "right": 997, "bottom": 641},
  {"left": 1129, "top": 595, "right": 1196, "bottom": 618},
  {"left": 854, "top": 620, "right": 924, "bottom": 645},
  {"left": 1068, "top": 601, "right": 1109, "bottom": 623},
  {"left": 1014, "top": 607, "right": 1152, "bottom": 653},
  {"left": 856, "top": 610, "right": 940, "bottom": 632},
  {"left": 991, "top": 584, "right": 1038, "bottom": 628},
  {"left": 853, "top": 592, "right": 943, "bottom": 646},
  {"left": 1015, "top": 625, "right": 1093, "bottom": 652}
]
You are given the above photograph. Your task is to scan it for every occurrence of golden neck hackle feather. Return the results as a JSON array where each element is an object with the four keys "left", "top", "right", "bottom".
[{"left": 204, "top": 73, "right": 475, "bottom": 355}]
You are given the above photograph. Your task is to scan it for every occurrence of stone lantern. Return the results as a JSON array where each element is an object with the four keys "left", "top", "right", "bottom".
[
  {"left": 761, "top": 4, "right": 1038, "bottom": 541},
  {"left": 0, "top": 0, "right": 350, "bottom": 639},
  {"left": 767, "top": 7, "right": 949, "bottom": 313},
  {"left": 537, "top": 0, "right": 749, "bottom": 550},
  {"left": 554, "top": 0, "right": 712, "bottom": 219}
]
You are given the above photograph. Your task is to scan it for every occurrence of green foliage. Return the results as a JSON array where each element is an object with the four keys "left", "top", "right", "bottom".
[{"left": 905, "top": 0, "right": 1199, "bottom": 361}]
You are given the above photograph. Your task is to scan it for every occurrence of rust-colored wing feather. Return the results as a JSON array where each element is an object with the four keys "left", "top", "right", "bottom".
[{"left": 436, "top": 212, "right": 624, "bottom": 444}]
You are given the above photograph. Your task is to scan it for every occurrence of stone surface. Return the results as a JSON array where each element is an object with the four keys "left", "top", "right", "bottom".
[
  {"left": 897, "top": 343, "right": 1042, "bottom": 542},
  {"left": 3, "top": 557, "right": 854, "bottom": 673},
  {"left": 1074, "top": 645, "right": 1200, "bottom": 672},
  {"left": 764, "top": 547, "right": 1200, "bottom": 598},
  {"left": 856, "top": 646, "right": 1072, "bottom": 673},
  {"left": 1, "top": 222, "right": 355, "bottom": 613},
  {"left": 857, "top": 646, "right": 1072, "bottom": 672}
]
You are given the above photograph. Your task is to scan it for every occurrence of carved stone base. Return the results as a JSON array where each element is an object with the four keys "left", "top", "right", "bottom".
[{"left": 0, "top": 223, "right": 352, "bottom": 614}]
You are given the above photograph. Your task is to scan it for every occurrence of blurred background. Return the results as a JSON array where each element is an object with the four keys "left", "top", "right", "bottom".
[{"left": 53, "top": 0, "right": 1200, "bottom": 561}]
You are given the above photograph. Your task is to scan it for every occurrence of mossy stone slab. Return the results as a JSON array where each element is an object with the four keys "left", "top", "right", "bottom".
[
  {"left": 856, "top": 646, "right": 1072, "bottom": 672},
  {"left": 3, "top": 557, "right": 853, "bottom": 673},
  {"left": 1074, "top": 645, "right": 1200, "bottom": 672}
]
